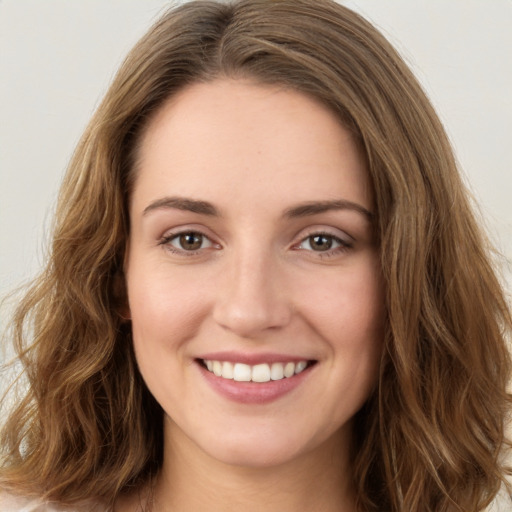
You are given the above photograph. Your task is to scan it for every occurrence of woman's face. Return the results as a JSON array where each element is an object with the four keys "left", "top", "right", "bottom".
[{"left": 125, "top": 79, "right": 384, "bottom": 468}]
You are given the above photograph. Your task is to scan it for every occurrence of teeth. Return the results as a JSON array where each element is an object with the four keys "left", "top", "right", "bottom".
[
  {"left": 284, "top": 362, "right": 295, "bottom": 378},
  {"left": 213, "top": 360, "right": 222, "bottom": 377},
  {"left": 270, "top": 362, "right": 284, "bottom": 380},
  {"left": 203, "top": 360, "right": 309, "bottom": 382},
  {"left": 295, "top": 361, "right": 307, "bottom": 374},
  {"left": 252, "top": 363, "right": 271, "bottom": 383},
  {"left": 222, "top": 361, "right": 234, "bottom": 379},
  {"left": 233, "top": 363, "right": 251, "bottom": 381}
]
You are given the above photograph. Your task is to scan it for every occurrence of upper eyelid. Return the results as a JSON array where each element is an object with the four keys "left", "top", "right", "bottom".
[
  {"left": 294, "top": 234, "right": 351, "bottom": 251},
  {"left": 294, "top": 226, "right": 354, "bottom": 243},
  {"left": 161, "top": 224, "right": 217, "bottom": 240}
]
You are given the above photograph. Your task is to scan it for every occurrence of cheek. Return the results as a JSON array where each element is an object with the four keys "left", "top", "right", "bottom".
[
  {"left": 126, "top": 263, "right": 214, "bottom": 405},
  {"left": 296, "top": 260, "right": 385, "bottom": 346},
  {"left": 126, "top": 260, "right": 212, "bottom": 353},
  {"left": 296, "top": 257, "right": 385, "bottom": 401},
  {"left": 287, "top": 259, "right": 384, "bottom": 428}
]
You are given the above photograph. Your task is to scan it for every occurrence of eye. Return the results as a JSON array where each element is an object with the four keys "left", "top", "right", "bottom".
[
  {"left": 162, "top": 231, "right": 214, "bottom": 252},
  {"left": 296, "top": 232, "right": 352, "bottom": 254}
]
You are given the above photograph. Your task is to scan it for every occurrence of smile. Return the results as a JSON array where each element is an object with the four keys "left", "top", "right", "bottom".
[{"left": 202, "top": 359, "right": 311, "bottom": 382}]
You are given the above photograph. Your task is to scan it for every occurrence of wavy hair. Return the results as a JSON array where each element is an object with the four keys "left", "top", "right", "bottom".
[{"left": 1, "top": 1, "right": 511, "bottom": 510}]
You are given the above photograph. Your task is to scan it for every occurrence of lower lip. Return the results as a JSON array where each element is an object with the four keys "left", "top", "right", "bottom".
[{"left": 197, "top": 362, "right": 314, "bottom": 404}]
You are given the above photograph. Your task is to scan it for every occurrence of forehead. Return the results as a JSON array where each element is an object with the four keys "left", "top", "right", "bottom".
[{"left": 131, "top": 79, "right": 371, "bottom": 215}]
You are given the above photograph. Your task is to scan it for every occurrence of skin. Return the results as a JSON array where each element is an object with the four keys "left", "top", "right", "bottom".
[{"left": 119, "top": 79, "right": 385, "bottom": 512}]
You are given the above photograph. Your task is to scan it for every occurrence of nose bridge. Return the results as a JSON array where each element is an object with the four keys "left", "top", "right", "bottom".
[{"left": 213, "top": 242, "right": 291, "bottom": 337}]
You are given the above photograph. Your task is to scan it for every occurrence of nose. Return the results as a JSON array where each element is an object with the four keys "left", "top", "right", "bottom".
[{"left": 212, "top": 249, "right": 292, "bottom": 339}]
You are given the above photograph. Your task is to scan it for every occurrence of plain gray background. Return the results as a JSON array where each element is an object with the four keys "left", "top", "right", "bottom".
[{"left": 1, "top": 0, "right": 511, "bottom": 311}]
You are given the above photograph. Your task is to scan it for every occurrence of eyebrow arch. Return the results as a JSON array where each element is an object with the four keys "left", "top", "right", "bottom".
[
  {"left": 284, "top": 200, "right": 373, "bottom": 220},
  {"left": 143, "top": 196, "right": 219, "bottom": 216},
  {"left": 142, "top": 196, "right": 373, "bottom": 220}
]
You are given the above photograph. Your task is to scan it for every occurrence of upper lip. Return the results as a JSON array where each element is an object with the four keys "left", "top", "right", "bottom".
[{"left": 197, "top": 351, "right": 316, "bottom": 365}]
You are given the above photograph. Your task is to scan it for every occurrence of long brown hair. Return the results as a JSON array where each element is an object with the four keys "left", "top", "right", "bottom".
[{"left": 1, "top": 1, "right": 510, "bottom": 510}]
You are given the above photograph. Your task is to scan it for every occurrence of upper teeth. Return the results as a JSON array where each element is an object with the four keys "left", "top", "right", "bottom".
[{"left": 203, "top": 360, "right": 308, "bottom": 382}]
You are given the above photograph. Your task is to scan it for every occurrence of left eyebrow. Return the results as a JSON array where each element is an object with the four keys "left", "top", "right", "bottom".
[
  {"left": 283, "top": 200, "right": 373, "bottom": 220},
  {"left": 143, "top": 196, "right": 219, "bottom": 216}
]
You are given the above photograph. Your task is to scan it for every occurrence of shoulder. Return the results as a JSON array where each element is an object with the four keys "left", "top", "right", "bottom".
[{"left": 0, "top": 492, "right": 107, "bottom": 512}]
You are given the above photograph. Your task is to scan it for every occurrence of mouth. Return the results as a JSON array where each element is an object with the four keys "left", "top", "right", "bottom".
[{"left": 198, "top": 359, "right": 317, "bottom": 383}]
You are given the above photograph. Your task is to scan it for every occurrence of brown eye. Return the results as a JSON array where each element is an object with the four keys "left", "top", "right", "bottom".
[
  {"left": 296, "top": 232, "right": 351, "bottom": 255},
  {"left": 163, "top": 231, "right": 214, "bottom": 253},
  {"left": 309, "top": 235, "right": 334, "bottom": 251},
  {"left": 178, "top": 232, "right": 204, "bottom": 251}
]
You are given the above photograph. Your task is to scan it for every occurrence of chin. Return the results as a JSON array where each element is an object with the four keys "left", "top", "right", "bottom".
[
  {"left": 194, "top": 421, "right": 340, "bottom": 470},
  {"left": 206, "top": 440, "right": 303, "bottom": 469}
]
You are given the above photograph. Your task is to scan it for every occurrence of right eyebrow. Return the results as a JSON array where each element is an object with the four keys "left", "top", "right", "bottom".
[
  {"left": 283, "top": 199, "right": 373, "bottom": 221},
  {"left": 142, "top": 196, "right": 220, "bottom": 216}
]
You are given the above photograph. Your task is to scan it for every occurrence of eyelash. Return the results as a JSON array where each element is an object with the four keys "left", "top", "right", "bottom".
[
  {"left": 159, "top": 231, "right": 216, "bottom": 256},
  {"left": 294, "top": 231, "right": 353, "bottom": 258},
  {"left": 158, "top": 230, "right": 353, "bottom": 257}
]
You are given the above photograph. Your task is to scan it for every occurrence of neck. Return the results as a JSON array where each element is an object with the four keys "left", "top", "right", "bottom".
[{"left": 148, "top": 417, "right": 357, "bottom": 512}]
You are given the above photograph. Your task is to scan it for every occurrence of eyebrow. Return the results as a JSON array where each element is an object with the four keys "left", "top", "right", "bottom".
[
  {"left": 284, "top": 200, "right": 373, "bottom": 220},
  {"left": 142, "top": 196, "right": 373, "bottom": 220},
  {"left": 143, "top": 196, "right": 219, "bottom": 216}
]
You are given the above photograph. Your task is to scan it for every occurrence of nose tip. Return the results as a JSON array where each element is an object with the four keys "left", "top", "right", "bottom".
[{"left": 212, "top": 266, "right": 292, "bottom": 338}]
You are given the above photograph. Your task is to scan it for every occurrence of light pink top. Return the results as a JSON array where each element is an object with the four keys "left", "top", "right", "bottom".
[
  {"left": 0, "top": 493, "right": 107, "bottom": 511},
  {"left": 1, "top": 490, "right": 510, "bottom": 511}
]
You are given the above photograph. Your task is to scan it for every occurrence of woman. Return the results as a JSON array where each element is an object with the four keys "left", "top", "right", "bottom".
[{"left": 1, "top": 0, "right": 510, "bottom": 510}]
